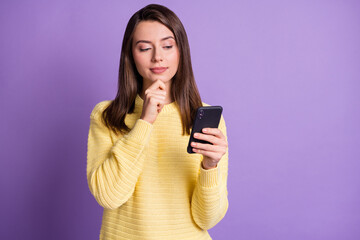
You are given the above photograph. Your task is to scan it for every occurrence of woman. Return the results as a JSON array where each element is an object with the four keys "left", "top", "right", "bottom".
[{"left": 87, "top": 4, "right": 229, "bottom": 240}]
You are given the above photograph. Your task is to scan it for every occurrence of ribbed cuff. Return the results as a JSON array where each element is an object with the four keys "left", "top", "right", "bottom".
[
  {"left": 199, "top": 164, "right": 220, "bottom": 188},
  {"left": 126, "top": 119, "right": 153, "bottom": 143}
]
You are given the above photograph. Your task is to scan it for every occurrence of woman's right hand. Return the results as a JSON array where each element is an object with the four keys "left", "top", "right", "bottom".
[{"left": 140, "top": 79, "right": 167, "bottom": 124}]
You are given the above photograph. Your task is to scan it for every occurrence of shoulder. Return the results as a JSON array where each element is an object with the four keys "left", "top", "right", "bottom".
[
  {"left": 202, "top": 102, "right": 210, "bottom": 107},
  {"left": 90, "top": 100, "right": 113, "bottom": 120}
]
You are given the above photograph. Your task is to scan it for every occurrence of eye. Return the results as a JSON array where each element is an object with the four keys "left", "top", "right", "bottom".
[
  {"left": 140, "top": 48, "right": 151, "bottom": 52},
  {"left": 164, "top": 45, "right": 173, "bottom": 49}
]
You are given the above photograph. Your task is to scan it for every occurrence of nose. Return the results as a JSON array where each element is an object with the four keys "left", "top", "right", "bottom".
[{"left": 151, "top": 47, "right": 163, "bottom": 62}]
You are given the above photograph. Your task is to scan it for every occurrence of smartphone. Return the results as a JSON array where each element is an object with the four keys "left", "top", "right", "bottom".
[{"left": 187, "top": 106, "right": 223, "bottom": 154}]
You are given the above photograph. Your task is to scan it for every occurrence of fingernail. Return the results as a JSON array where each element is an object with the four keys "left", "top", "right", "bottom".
[
  {"left": 191, "top": 142, "right": 196, "bottom": 146},
  {"left": 203, "top": 128, "right": 208, "bottom": 133},
  {"left": 194, "top": 133, "right": 199, "bottom": 138}
]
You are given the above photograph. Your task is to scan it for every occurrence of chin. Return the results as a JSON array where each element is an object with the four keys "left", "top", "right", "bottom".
[{"left": 151, "top": 77, "right": 172, "bottom": 83}]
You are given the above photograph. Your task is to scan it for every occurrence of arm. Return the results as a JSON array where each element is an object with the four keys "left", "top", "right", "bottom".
[
  {"left": 190, "top": 115, "right": 229, "bottom": 230},
  {"left": 86, "top": 101, "right": 153, "bottom": 209}
]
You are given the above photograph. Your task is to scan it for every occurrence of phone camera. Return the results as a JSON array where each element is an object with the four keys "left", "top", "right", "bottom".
[{"left": 199, "top": 109, "right": 204, "bottom": 119}]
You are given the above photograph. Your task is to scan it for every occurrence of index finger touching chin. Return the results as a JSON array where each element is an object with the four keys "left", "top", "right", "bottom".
[{"left": 156, "top": 79, "right": 166, "bottom": 90}]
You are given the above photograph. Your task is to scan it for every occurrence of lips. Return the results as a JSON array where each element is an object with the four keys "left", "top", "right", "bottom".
[{"left": 150, "top": 67, "right": 168, "bottom": 74}]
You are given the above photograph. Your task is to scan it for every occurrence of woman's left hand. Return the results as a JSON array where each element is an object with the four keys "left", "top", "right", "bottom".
[{"left": 191, "top": 128, "right": 228, "bottom": 170}]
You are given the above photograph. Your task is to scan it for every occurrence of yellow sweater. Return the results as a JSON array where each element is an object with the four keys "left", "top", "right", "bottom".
[{"left": 86, "top": 94, "right": 229, "bottom": 240}]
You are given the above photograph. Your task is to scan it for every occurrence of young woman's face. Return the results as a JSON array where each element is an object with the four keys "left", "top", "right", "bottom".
[{"left": 132, "top": 21, "right": 180, "bottom": 86}]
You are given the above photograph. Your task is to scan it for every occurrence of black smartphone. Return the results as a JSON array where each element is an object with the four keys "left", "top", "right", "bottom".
[{"left": 187, "top": 106, "right": 223, "bottom": 154}]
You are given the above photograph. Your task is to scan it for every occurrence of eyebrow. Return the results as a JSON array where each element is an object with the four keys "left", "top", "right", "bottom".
[{"left": 135, "top": 36, "right": 175, "bottom": 45}]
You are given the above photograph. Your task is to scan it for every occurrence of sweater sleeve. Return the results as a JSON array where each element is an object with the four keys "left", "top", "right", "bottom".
[
  {"left": 86, "top": 101, "right": 153, "bottom": 210},
  {"left": 191, "top": 115, "right": 229, "bottom": 230}
]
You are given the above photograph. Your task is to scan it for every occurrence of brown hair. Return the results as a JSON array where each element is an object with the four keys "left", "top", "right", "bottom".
[{"left": 102, "top": 4, "right": 202, "bottom": 135}]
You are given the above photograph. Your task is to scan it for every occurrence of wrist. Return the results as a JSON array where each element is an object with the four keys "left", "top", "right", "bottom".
[
  {"left": 201, "top": 161, "right": 217, "bottom": 170},
  {"left": 140, "top": 116, "right": 154, "bottom": 125}
]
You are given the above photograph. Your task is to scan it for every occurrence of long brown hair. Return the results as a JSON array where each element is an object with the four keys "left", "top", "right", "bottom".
[{"left": 102, "top": 4, "right": 202, "bottom": 135}]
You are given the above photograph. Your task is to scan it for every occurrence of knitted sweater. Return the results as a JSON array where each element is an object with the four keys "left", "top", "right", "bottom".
[{"left": 86, "top": 94, "right": 229, "bottom": 240}]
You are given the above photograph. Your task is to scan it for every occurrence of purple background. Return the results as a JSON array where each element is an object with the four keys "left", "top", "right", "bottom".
[{"left": 1, "top": 0, "right": 359, "bottom": 239}]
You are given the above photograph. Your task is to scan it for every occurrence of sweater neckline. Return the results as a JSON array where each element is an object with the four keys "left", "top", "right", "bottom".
[{"left": 135, "top": 94, "right": 178, "bottom": 114}]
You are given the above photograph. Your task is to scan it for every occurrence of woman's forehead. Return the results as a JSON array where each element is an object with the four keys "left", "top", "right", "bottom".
[{"left": 133, "top": 21, "right": 174, "bottom": 42}]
